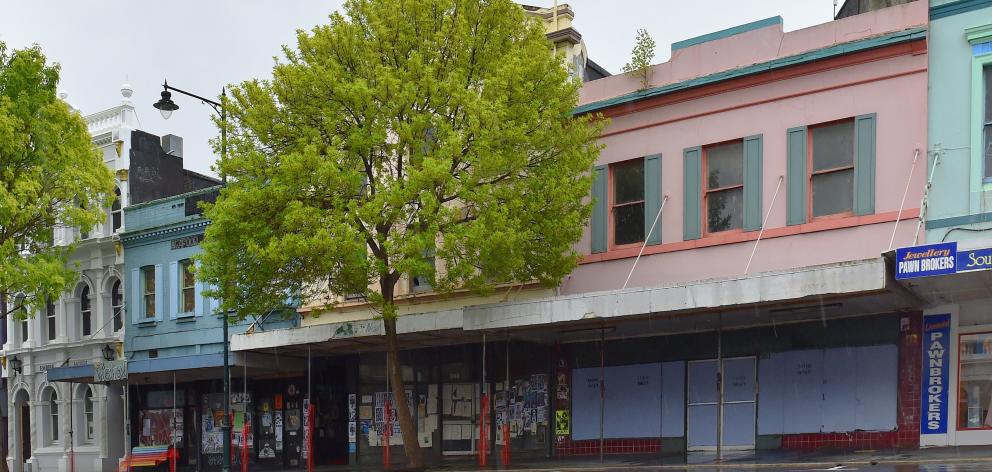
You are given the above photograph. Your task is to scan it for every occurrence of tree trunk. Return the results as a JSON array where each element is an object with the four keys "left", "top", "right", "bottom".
[{"left": 381, "top": 280, "right": 424, "bottom": 470}]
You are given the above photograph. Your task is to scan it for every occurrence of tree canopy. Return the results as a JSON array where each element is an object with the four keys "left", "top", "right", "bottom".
[
  {"left": 196, "top": 0, "right": 603, "bottom": 466},
  {"left": 0, "top": 42, "right": 115, "bottom": 318}
]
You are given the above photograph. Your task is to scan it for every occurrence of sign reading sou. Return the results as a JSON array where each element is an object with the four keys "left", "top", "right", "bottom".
[
  {"left": 921, "top": 313, "right": 950, "bottom": 434},
  {"left": 895, "top": 242, "right": 957, "bottom": 280}
]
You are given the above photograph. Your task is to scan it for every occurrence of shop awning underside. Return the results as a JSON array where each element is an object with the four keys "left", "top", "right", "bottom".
[{"left": 231, "top": 257, "right": 923, "bottom": 358}]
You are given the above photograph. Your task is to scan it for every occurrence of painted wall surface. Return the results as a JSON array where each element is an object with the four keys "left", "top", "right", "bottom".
[
  {"left": 563, "top": 4, "right": 927, "bottom": 295},
  {"left": 122, "top": 188, "right": 295, "bottom": 361},
  {"left": 925, "top": 2, "right": 992, "bottom": 244},
  {"left": 579, "top": 1, "right": 926, "bottom": 104}
]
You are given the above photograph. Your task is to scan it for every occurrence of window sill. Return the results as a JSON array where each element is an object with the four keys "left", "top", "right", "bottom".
[
  {"left": 582, "top": 208, "right": 919, "bottom": 264},
  {"left": 136, "top": 320, "right": 158, "bottom": 327},
  {"left": 175, "top": 315, "right": 197, "bottom": 323}
]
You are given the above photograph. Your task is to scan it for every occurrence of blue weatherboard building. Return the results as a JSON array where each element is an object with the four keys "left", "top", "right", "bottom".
[{"left": 121, "top": 185, "right": 298, "bottom": 470}]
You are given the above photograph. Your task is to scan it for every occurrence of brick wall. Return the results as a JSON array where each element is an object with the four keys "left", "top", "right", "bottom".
[{"left": 555, "top": 438, "right": 661, "bottom": 456}]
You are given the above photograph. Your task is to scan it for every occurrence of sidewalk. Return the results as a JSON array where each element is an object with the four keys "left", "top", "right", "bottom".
[{"left": 308, "top": 446, "right": 992, "bottom": 471}]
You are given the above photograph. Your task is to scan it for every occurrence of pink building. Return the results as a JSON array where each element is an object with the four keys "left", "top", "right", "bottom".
[{"left": 464, "top": 0, "right": 930, "bottom": 456}]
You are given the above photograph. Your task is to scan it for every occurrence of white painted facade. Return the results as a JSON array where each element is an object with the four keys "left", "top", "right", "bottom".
[{"left": 3, "top": 86, "right": 136, "bottom": 472}]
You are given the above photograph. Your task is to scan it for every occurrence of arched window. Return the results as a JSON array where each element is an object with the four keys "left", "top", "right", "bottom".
[
  {"left": 111, "top": 187, "right": 122, "bottom": 233},
  {"left": 112, "top": 280, "right": 123, "bottom": 332},
  {"left": 83, "top": 387, "right": 94, "bottom": 442},
  {"left": 81, "top": 286, "right": 92, "bottom": 337},
  {"left": 43, "top": 387, "right": 59, "bottom": 444}
]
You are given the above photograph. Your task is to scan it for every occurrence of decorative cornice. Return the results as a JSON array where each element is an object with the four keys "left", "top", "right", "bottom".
[
  {"left": 931, "top": 0, "right": 992, "bottom": 20},
  {"left": 574, "top": 27, "right": 926, "bottom": 116},
  {"left": 121, "top": 220, "right": 210, "bottom": 245}
]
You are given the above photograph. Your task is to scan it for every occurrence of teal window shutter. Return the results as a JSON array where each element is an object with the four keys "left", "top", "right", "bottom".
[
  {"left": 644, "top": 154, "right": 663, "bottom": 245},
  {"left": 786, "top": 126, "right": 808, "bottom": 226},
  {"left": 854, "top": 113, "right": 877, "bottom": 216},
  {"left": 743, "top": 135, "right": 764, "bottom": 231},
  {"left": 683, "top": 147, "right": 702, "bottom": 241},
  {"left": 169, "top": 260, "right": 179, "bottom": 319},
  {"left": 154, "top": 264, "right": 164, "bottom": 322},
  {"left": 591, "top": 165, "right": 608, "bottom": 253}
]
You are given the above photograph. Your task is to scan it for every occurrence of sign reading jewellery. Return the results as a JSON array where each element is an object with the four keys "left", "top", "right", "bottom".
[
  {"left": 895, "top": 242, "right": 957, "bottom": 280},
  {"left": 921, "top": 313, "right": 950, "bottom": 435},
  {"left": 94, "top": 359, "right": 128, "bottom": 382}
]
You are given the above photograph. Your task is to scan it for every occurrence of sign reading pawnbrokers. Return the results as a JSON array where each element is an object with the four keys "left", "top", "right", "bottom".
[
  {"left": 895, "top": 242, "right": 957, "bottom": 280},
  {"left": 94, "top": 359, "right": 128, "bottom": 382},
  {"left": 921, "top": 313, "right": 950, "bottom": 435}
]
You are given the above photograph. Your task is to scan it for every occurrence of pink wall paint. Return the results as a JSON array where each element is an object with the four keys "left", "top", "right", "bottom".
[
  {"left": 579, "top": 0, "right": 927, "bottom": 105},
  {"left": 568, "top": 4, "right": 927, "bottom": 295}
]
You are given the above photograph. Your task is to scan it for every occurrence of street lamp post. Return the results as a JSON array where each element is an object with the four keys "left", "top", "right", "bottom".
[{"left": 154, "top": 81, "right": 232, "bottom": 472}]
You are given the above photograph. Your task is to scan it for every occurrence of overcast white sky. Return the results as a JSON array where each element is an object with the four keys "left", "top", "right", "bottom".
[{"left": 0, "top": 1, "right": 833, "bottom": 177}]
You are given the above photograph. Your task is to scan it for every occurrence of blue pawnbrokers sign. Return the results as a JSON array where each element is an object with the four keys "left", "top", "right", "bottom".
[
  {"left": 921, "top": 313, "right": 951, "bottom": 435},
  {"left": 895, "top": 242, "right": 957, "bottom": 280}
]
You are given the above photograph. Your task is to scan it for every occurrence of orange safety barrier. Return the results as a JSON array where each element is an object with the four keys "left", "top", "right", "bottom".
[{"left": 118, "top": 446, "right": 172, "bottom": 472}]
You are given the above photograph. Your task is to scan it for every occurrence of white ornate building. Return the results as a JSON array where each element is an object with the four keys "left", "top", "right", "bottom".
[{"left": 4, "top": 85, "right": 136, "bottom": 472}]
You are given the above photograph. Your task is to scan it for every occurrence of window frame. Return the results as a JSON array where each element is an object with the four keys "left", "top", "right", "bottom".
[
  {"left": 112, "top": 280, "right": 123, "bottom": 332},
  {"left": 702, "top": 138, "right": 746, "bottom": 237},
  {"left": 83, "top": 387, "right": 95, "bottom": 442},
  {"left": 111, "top": 187, "right": 122, "bottom": 233},
  {"left": 957, "top": 330, "right": 992, "bottom": 431},
  {"left": 179, "top": 259, "right": 196, "bottom": 314},
  {"left": 45, "top": 387, "right": 60, "bottom": 444},
  {"left": 966, "top": 37, "right": 992, "bottom": 193},
  {"left": 80, "top": 285, "right": 92, "bottom": 337},
  {"left": 807, "top": 118, "right": 856, "bottom": 221},
  {"left": 410, "top": 252, "right": 436, "bottom": 294},
  {"left": 608, "top": 157, "right": 646, "bottom": 249},
  {"left": 14, "top": 294, "right": 28, "bottom": 344},
  {"left": 141, "top": 265, "right": 156, "bottom": 319},
  {"left": 46, "top": 297, "right": 57, "bottom": 342}
]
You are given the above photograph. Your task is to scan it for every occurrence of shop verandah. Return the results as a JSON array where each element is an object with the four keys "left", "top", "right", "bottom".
[{"left": 229, "top": 257, "right": 927, "bottom": 468}]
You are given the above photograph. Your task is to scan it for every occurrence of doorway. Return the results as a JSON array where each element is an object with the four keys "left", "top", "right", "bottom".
[
  {"left": 687, "top": 357, "right": 756, "bottom": 451},
  {"left": 12, "top": 389, "right": 31, "bottom": 472}
]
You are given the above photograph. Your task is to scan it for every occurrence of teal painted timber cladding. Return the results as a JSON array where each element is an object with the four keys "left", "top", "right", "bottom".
[
  {"left": 591, "top": 165, "right": 608, "bottom": 253},
  {"left": 931, "top": 0, "right": 992, "bottom": 20},
  {"left": 574, "top": 28, "right": 926, "bottom": 116},
  {"left": 644, "top": 154, "right": 663, "bottom": 245},
  {"left": 743, "top": 135, "right": 764, "bottom": 231},
  {"left": 671, "top": 16, "right": 782, "bottom": 52},
  {"left": 854, "top": 114, "right": 877, "bottom": 216},
  {"left": 683, "top": 147, "right": 702, "bottom": 240},
  {"left": 787, "top": 127, "right": 808, "bottom": 226}
]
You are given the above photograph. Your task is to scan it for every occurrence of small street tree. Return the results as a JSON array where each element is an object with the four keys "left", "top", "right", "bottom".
[
  {"left": 0, "top": 42, "right": 114, "bottom": 328},
  {"left": 621, "top": 28, "right": 656, "bottom": 89},
  {"left": 195, "top": 0, "right": 603, "bottom": 468}
]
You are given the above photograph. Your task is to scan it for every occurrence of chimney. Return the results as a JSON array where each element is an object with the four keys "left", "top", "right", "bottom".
[{"left": 161, "top": 134, "right": 183, "bottom": 158}]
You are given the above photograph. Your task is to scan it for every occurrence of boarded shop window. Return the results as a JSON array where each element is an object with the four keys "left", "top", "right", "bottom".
[
  {"left": 570, "top": 363, "right": 664, "bottom": 440},
  {"left": 757, "top": 344, "right": 897, "bottom": 434},
  {"left": 810, "top": 120, "right": 855, "bottom": 218},
  {"left": 611, "top": 158, "right": 645, "bottom": 246},
  {"left": 704, "top": 140, "right": 744, "bottom": 234}
]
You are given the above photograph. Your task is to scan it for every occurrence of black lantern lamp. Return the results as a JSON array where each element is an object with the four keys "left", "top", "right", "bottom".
[
  {"left": 153, "top": 85, "right": 179, "bottom": 120},
  {"left": 102, "top": 343, "right": 116, "bottom": 361},
  {"left": 8, "top": 356, "right": 22, "bottom": 375}
]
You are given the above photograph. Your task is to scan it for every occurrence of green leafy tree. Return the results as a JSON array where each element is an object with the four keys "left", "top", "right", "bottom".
[
  {"left": 195, "top": 0, "right": 603, "bottom": 467},
  {"left": 621, "top": 28, "right": 656, "bottom": 89},
  {"left": 0, "top": 42, "right": 114, "bottom": 328}
]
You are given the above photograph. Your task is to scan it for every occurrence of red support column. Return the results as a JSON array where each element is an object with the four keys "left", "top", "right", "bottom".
[
  {"left": 242, "top": 418, "right": 250, "bottom": 472},
  {"left": 478, "top": 393, "right": 489, "bottom": 467},
  {"left": 382, "top": 399, "right": 391, "bottom": 470},
  {"left": 307, "top": 403, "right": 316, "bottom": 472}
]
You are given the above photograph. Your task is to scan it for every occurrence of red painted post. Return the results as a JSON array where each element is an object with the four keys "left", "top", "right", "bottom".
[
  {"left": 169, "top": 447, "right": 176, "bottom": 472},
  {"left": 241, "top": 417, "right": 250, "bottom": 472},
  {"left": 307, "top": 403, "right": 315, "bottom": 472},
  {"left": 478, "top": 393, "right": 488, "bottom": 467},
  {"left": 382, "top": 399, "right": 391, "bottom": 470},
  {"left": 230, "top": 413, "right": 236, "bottom": 468}
]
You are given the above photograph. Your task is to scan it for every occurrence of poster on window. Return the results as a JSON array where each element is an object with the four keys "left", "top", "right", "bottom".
[
  {"left": 201, "top": 394, "right": 226, "bottom": 454},
  {"left": 139, "top": 410, "right": 182, "bottom": 446}
]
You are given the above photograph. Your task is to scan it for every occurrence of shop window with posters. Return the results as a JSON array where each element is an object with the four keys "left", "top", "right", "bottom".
[{"left": 959, "top": 332, "right": 992, "bottom": 429}]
